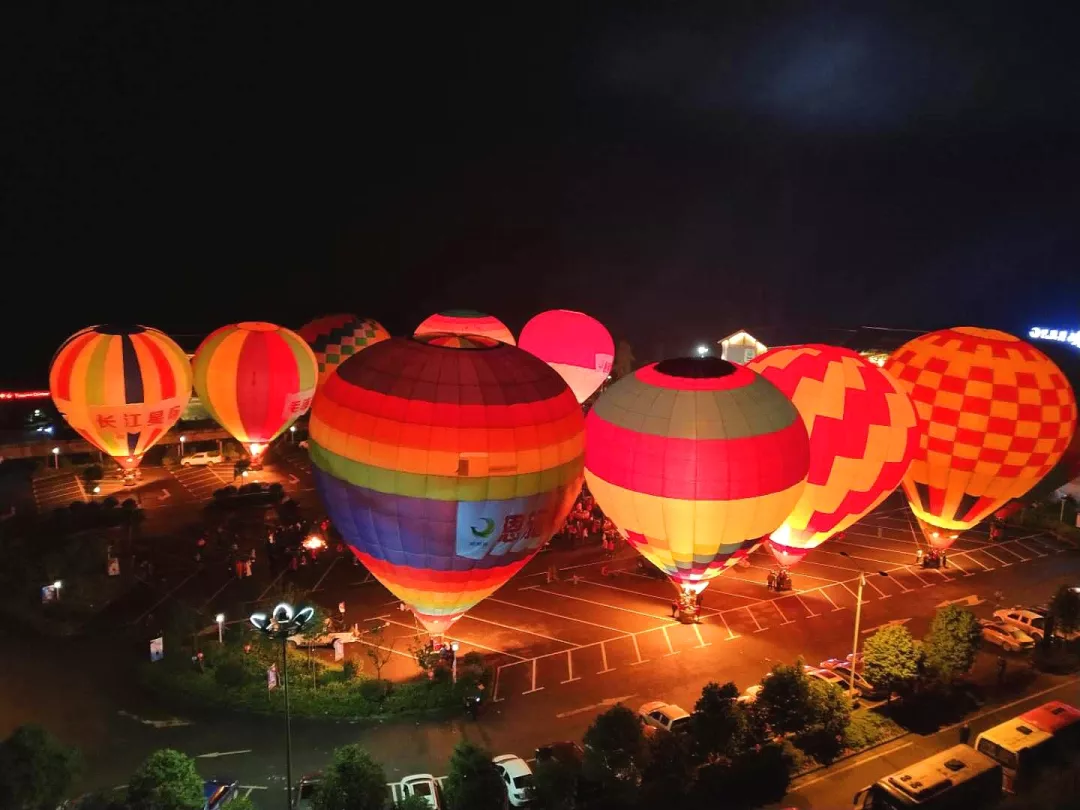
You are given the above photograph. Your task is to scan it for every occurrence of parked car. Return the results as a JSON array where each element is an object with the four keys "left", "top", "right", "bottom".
[
  {"left": 493, "top": 754, "right": 535, "bottom": 807},
  {"left": 292, "top": 773, "right": 321, "bottom": 810},
  {"left": 980, "top": 617, "right": 1037, "bottom": 651},
  {"left": 805, "top": 667, "right": 847, "bottom": 690},
  {"left": 830, "top": 665, "right": 885, "bottom": 698},
  {"left": 203, "top": 779, "right": 239, "bottom": 810},
  {"left": 991, "top": 607, "right": 1080, "bottom": 641},
  {"left": 819, "top": 653, "right": 864, "bottom": 673},
  {"left": 638, "top": 701, "right": 691, "bottom": 733},
  {"left": 181, "top": 450, "right": 224, "bottom": 467},
  {"left": 400, "top": 774, "right": 442, "bottom": 809}
]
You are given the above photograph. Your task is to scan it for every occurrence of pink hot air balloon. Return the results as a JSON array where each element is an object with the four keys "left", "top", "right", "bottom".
[{"left": 519, "top": 310, "right": 614, "bottom": 403}]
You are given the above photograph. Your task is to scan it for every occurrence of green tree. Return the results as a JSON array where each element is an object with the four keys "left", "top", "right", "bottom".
[
  {"left": 442, "top": 741, "right": 505, "bottom": 810},
  {"left": 863, "top": 624, "right": 921, "bottom": 701},
  {"left": 312, "top": 745, "right": 387, "bottom": 810},
  {"left": 639, "top": 731, "right": 694, "bottom": 806},
  {"left": 923, "top": 605, "right": 982, "bottom": 682},
  {"left": 1049, "top": 585, "right": 1080, "bottom": 636},
  {"left": 582, "top": 705, "right": 647, "bottom": 806},
  {"left": 612, "top": 340, "right": 636, "bottom": 379},
  {"left": 756, "top": 661, "right": 814, "bottom": 736},
  {"left": 126, "top": 749, "right": 203, "bottom": 810},
  {"left": 0, "top": 724, "right": 81, "bottom": 810},
  {"left": 530, "top": 758, "right": 578, "bottom": 810},
  {"left": 225, "top": 798, "right": 256, "bottom": 810},
  {"left": 690, "top": 681, "right": 747, "bottom": 762},
  {"left": 393, "top": 796, "right": 432, "bottom": 810}
]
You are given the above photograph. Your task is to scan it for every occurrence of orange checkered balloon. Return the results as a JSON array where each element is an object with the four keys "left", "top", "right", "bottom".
[
  {"left": 885, "top": 327, "right": 1077, "bottom": 549},
  {"left": 748, "top": 345, "right": 921, "bottom": 568}
]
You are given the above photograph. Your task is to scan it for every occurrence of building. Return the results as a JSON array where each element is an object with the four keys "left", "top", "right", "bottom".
[{"left": 719, "top": 331, "right": 768, "bottom": 364}]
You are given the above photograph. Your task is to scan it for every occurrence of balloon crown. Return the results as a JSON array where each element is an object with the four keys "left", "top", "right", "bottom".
[
  {"left": 94, "top": 324, "right": 147, "bottom": 335},
  {"left": 654, "top": 356, "right": 738, "bottom": 379},
  {"left": 414, "top": 333, "right": 501, "bottom": 350}
]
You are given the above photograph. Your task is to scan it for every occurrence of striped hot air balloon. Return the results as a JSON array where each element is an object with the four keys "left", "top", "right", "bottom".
[
  {"left": 747, "top": 345, "right": 921, "bottom": 567},
  {"left": 414, "top": 310, "right": 516, "bottom": 345},
  {"left": 297, "top": 314, "right": 389, "bottom": 385},
  {"left": 885, "top": 327, "right": 1078, "bottom": 549},
  {"left": 192, "top": 322, "right": 318, "bottom": 461},
  {"left": 585, "top": 357, "right": 810, "bottom": 592},
  {"left": 519, "top": 309, "right": 615, "bottom": 404},
  {"left": 49, "top": 325, "right": 192, "bottom": 472},
  {"left": 309, "top": 333, "right": 584, "bottom": 634}
]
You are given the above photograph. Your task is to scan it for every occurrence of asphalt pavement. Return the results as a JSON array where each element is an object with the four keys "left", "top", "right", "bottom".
[{"left": 7, "top": 462, "right": 1080, "bottom": 807}]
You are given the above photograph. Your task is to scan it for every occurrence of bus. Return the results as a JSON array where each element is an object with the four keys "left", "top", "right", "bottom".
[
  {"left": 852, "top": 745, "right": 1002, "bottom": 809},
  {"left": 974, "top": 700, "right": 1080, "bottom": 792}
]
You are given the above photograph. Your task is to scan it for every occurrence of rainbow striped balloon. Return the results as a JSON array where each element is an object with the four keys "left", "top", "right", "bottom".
[
  {"left": 585, "top": 357, "right": 810, "bottom": 590},
  {"left": 414, "top": 309, "right": 516, "bottom": 345},
  {"left": 192, "top": 322, "right": 317, "bottom": 455},
  {"left": 49, "top": 325, "right": 192, "bottom": 471},
  {"left": 297, "top": 314, "right": 390, "bottom": 385},
  {"left": 310, "top": 333, "right": 584, "bottom": 634}
]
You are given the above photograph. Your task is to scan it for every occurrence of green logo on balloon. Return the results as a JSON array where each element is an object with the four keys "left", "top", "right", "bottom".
[{"left": 470, "top": 518, "right": 496, "bottom": 539}]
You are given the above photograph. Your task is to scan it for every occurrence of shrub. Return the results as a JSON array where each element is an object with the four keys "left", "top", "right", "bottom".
[
  {"left": 358, "top": 678, "right": 388, "bottom": 703},
  {"left": 341, "top": 660, "right": 359, "bottom": 681},
  {"left": 213, "top": 659, "right": 249, "bottom": 689},
  {"left": 843, "top": 712, "right": 894, "bottom": 750},
  {"left": 121, "top": 499, "right": 138, "bottom": 511},
  {"left": 102, "top": 496, "right": 119, "bottom": 509}
]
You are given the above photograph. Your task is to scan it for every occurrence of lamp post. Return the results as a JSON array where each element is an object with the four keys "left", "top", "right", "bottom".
[
  {"left": 838, "top": 551, "right": 889, "bottom": 700},
  {"left": 53, "top": 580, "right": 62, "bottom": 601},
  {"left": 51, "top": 447, "right": 59, "bottom": 468},
  {"left": 179, "top": 435, "right": 186, "bottom": 459},
  {"left": 250, "top": 602, "right": 315, "bottom": 808},
  {"left": 695, "top": 344, "right": 709, "bottom": 357},
  {"left": 216, "top": 613, "right": 225, "bottom": 644},
  {"left": 289, "top": 425, "right": 296, "bottom": 443}
]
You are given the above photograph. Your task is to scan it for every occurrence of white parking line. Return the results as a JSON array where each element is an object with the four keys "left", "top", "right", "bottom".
[{"left": 486, "top": 596, "right": 627, "bottom": 634}]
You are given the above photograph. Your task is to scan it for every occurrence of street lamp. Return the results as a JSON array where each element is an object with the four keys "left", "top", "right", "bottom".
[
  {"left": 51, "top": 447, "right": 59, "bottom": 468},
  {"left": 289, "top": 425, "right": 296, "bottom": 443},
  {"left": 838, "top": 551, "right": 889, "bottom": 700},
  {"left": 179, "top": 435, "right": 186, "bottom": 459},
  {"left": 216, "top": 613, "right": 225, "bottom": 644},
  {"left": 53, "top": 580, "right": 62, "bottom": 601},
  {"left": 250, "top": 602, "right": 315, "bottom": 808},
  {"left": 695, "top": 344, "right": 709, "bottom": 357}
]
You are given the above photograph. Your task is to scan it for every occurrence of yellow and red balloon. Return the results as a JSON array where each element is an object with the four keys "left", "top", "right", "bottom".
[
  {"left": 885, "top": 327, "right": 1077, "bottom": 549},
  {"left": 414, "top": 310, "right": 516, "bottom": 345},
  {"left": 49, "top": 325, "right": 192, "bottom": 472},
  {"left": 192, "top": 322, "right": 318, "bottom": 461},
  {"left": 748, "top": 345, "right": 921, "bottom": 567},
  {"left": 585, "top": 357, "right": 810, "bottom": 591}
]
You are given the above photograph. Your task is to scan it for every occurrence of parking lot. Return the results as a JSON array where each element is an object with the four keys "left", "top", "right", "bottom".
[
  {"left": 169, "top": 463, "right": 232, "bottom": 500},
  {"left": 322, "top": 497, "right": 1077, "bottom": 702},
  {"left": 32, "top": 471, "right": 86, "bottom": 510}
]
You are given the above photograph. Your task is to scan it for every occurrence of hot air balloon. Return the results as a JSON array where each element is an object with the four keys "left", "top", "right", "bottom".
[
  {"left": 414, "top": 310, "right": 516, "bottom": 345},
  {"left": 49, "top": 325, "right": 192, "bottom": 474},
  {"left": 585, "top": 357, "right": 810, "bottom": 593},
  {"left": 297, "top": 314, "right": 390, "bottom": 385},
  {"left": 309, "top": 333, "right": 584, "bottom": 634},
  {"left": 747, "top": 345, "right": 921, "bottom": 567},
  {"left": 519, "top": 309, "right": 615, "bottom": 404},
  {"left": 885, "top": 327, "right": 1078, "bottom": 549},
  {"left": 192, "top": 322, "right": 318, "bottom": 463}
]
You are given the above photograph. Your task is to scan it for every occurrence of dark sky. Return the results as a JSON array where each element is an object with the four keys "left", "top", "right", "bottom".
[{"left": 4, "top": 2, "right": 1080, "bottom": 387}]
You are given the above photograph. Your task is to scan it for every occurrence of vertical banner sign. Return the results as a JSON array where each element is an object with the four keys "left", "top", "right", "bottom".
[
  {"left": 150, "top": 637, "right": 164, "bottom": 662},
  {"left": 267, "top": 664, "right": 278, "bottom": 691},
  {"left": 40, "top": 585, "right": 57, "bottom": 604},
  {"left": 333, "top": 638, "right": 345, "bottom": 662},
  {"left": 107, "top": 557, "right": 120, "bottom": 576}
]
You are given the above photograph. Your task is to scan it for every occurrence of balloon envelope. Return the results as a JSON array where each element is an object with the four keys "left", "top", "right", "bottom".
[
  {"left": 192, "top": 322, "right": 318, "bottom": 456},
  {"left": 885, "top": 327, "right": 1077, "bottom": 549},
  {"left": 519, "top": 309, "right": 614, "bottom": 403},
  {"left": 49, "top": 325, "right": 192, "bottom": 471},
  {"left": 309, "top": 333, "right": 585, "bottom": 634},
  {"left": 585, "top": 357, "right": 810, "bottom": 590},
  {"left": 748, "top": 345, "right": 920, "bottom": 567},
  {"left": 297, "top": 314, "right": 389, "bottom": 385},
  {"left": 414, "top": 310, "right": 516, "bottom": 345}
]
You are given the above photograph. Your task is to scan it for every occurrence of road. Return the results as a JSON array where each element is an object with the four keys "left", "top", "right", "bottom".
[{"left": 5, "top": 453, "right": 1080, "bottom": 806}]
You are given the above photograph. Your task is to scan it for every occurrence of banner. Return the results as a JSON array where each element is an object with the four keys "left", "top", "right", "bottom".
[
  {"left": 107, "top": 557, "right": 120, "bottom": 577},
  {"left": 267, "top": 664, "right": 278, "bottom": 691},
  {"left": 150, "top": 636, "right": 164, "bottom": 662},
  {"left": 333, "top": 638, "right": 345, "bottom": 662},
  {"left": 40, "top": 585, "right": 57, "bottom": 603}
]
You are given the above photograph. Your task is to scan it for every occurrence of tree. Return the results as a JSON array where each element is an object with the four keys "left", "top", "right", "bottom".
[
  {"left": 126, "top": 749, "right": 203, "bottom": 810},
  {"left": 755, "top": 661, "right": 814, "bottom": 736},
  {"left": 393, "top": 796, "right": 432, "bottom": 810},
  {"left": 0, "top": 724, "right": 81, "bottom": 810},
  {"left": 582, "top": 705, "right": 647, "bottom": 807},
  {"left": 530, "top": 758, "right": 579, "bottom": 810},
  {"left": 639, "top": 730, "right": 694, "bottom": 806},
  {"left": 442, "top": 741, "right": 505, "bottom": 810},
  {"left": 612, "top": 340, "right": 636, "bottom": 380},
  {"left": 364, "top": 622, "right": 395, "bottom": 682},
  {"left": 923, "top": 605, "right": 982, "bottom": 682},
  {"left": 312, "top": 745, "right": 387, "bottom": 810},
  {"left": 690, "top": 681, "right": 748, "bottom": 762},
  {"left": 863, "top": 624, "right": 921, "bottom": 700},
  {"left": 799, "top": 679, "right": 854, "bottom": 762},
  {"left": 233, "top": 458, "right": 250, "bottom": 479},
  {"left": 1049, "top": 585, "right": 1080, "bottom": 637}
]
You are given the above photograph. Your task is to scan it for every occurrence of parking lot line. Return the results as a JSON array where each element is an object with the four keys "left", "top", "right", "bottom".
[
  {"left": 525, "top": 585, "right": 678, "bottom": 623},
  {"left": 562, "top": 650, "right": 582, "bottom": 682},
  {"left": 486, "top": 596, "right": 627, "bottom": 634},
  {"left": 740, "top": 605, "right": 765, "bottom": 632},
  {"left": 629, "top": 634, "right": 648, "bottom": 664},
  {"left": 794, "top": 593, "right": 820, "bottom": 617},
  {"left": 379, "top": 617, "right": 528, "bottom": 661},
  {"left": 772, "top": 599, "right": 793, "bottom": 625},
  {"left": 980, "top": 548, "right": 1011, "bottom": 567},
  {"left": 461, "top": 613, "right": 578, "bottom": 646},
  {"left": 816, "top": 587, "right": 842, "bottom": 611}
]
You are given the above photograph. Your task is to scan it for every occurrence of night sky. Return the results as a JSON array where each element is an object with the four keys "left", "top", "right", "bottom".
[{"left": 4, "top": 3, "right": 1080, "bottom": 387}]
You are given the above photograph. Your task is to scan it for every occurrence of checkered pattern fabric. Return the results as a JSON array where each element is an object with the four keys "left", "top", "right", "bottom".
[{"left": 885, "top": 326, "right": 1077, "bottom": 534}]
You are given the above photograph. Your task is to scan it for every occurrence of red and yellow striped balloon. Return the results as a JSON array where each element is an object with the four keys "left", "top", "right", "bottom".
[
  {"left": 748, "top": 345, "right": 921, "bottom": 567},
  {"left": 414, "top": 310, "right": 516, "bottom": 345},
  {"left": 585, "top": 357, "right": 811, "bottom": 592},
  {"left": 49, "top": 325, "right": 192, "bottom": 472},
  {"left": 192, "top": 322, "right": 318, "bottom": 458}
]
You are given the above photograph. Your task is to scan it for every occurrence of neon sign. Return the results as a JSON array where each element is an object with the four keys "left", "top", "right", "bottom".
[
  {"left": 1029, "top": 327, "right": 1080, "bottom": 349},
  {"left": 0, "top": 391, "right": 50, "bottom": 401}
]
